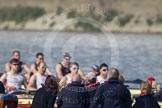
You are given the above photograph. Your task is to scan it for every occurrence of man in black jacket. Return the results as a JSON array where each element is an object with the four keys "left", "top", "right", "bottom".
[
  {"left": 57, "top": 74, "right": 90, "bottom": 108},
  {"left": 90, "top": 68, "right": 132, "bottom": 108}
]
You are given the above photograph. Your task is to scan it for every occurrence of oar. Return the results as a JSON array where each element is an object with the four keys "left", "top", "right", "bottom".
[{"left": 125, "top": 79, "right": 144, "bottom": 84}]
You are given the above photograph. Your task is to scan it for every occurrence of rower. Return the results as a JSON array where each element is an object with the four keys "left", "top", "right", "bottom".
[
  {"left": 30, "top": 52, "right": 53, "bottom": 75},
  {"left": 59, "top": 62, "right": 80, "bottom": 87},
  {"left": 0, "top": 59, "right": 27, "bottom": 93},
  {"left": 96, "top": 63, "right": 109, "bottom": 84},
  {"left": 55, "top": 52, "right": 88, "bottom": 82},
  {"left": 28, "top": 61, "right": 47, "bottom": 91},
  {"left": 91, "top": 64, "right": 100, "bottom": 76},
  {"left": 5, "top": 50, "right": 30, "bottom": 81}
]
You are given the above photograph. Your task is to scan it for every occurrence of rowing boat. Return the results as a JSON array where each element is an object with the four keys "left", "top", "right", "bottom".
[{"left": 16, "top": 89, "right": 162, "bottom": 108}]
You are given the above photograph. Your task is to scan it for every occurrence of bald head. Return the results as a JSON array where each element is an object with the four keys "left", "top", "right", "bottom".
[
  {"left": 72, "top": 74, "right": 82, "bottom": 82},
  {"left": 107, "top": 68, "right": 119, "bottom": 79}
]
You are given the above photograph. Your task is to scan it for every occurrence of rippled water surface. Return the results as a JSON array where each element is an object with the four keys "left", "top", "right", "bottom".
[{"left": 0, "top": 31, "right": 162, "bottom": 85}]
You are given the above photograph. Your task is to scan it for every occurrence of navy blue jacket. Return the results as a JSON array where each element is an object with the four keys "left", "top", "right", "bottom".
[
  {"left": 132, "top": 94, "right": 160, "bottom": 108},
  {"left": 90, "top": 78, "right": 132, "bottom": 108},
  {"left": 31, "top": 87, "right": 58, "bottom": 108},
  {"left": 0, "top": 81, "right": 5, "bottom": 94},
  {"left": 86, "top": 82, "right": 100, "bottom": 104},
  {"left": 57, "top": 81, "right": 90, "bottom": 108}
]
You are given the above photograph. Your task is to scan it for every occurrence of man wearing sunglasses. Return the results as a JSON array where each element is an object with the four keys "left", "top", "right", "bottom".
[
  {"left": 30, "top": 52, "right": 53, "bottom": 75},
  {"left": 28, "top": 61, "right": 47, "bottom": 91},
  {"left": 96, "top": 63, "right": 109, "bottom": 84},
  {"left": 5, "top": 50, "right": 30, "bottom": 81},
  {"left": 0, "top": 59, "right": 28, "bottom": 92}
]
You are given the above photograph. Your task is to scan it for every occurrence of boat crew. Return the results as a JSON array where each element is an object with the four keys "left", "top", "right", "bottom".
[
  {"left": 28, "top": 61, "right": 47, "bottom": 90},
  {"left": 0, "top": 81, "right": 5, "bottom": 94},
  {"left": 55, "top": 52, "right": 88, "bottom": 82},
  {"left": 96, "top": 63, "right": 108, "bottom": 84},
  {"left": 30, "top": 52, "right": 53, "bottom": 75},
  {"left": 132, "top": 81, "right": 160, "bottom": 108},
  {"left": 90, "top": 68, "right": 132, "bottom": 108},
  {"left": 59, "top": 62, "right": 80, "bottom": 87},
  {"left": 31, "top": 75, "right": 59, "bottom": 108},
  {"left": 57, "top": 74, "right": 90, "bottom": 108},
  {"left": 86, "top": 72, "right": 100, "bottom": 104},
  {"left": 0, "top": 59, "right": 27, "bottom": 92},
  {"left": 91, "top": 64, "right": 100, "bottom": 76},
  {"left": 5, "top": 50, "right": 30, "bottom": 81}
]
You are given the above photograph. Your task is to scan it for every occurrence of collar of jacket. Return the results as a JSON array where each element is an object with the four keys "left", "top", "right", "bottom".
[
  {"left": 108, "top": 78, "right": 120, "bottom": 84},
  {"left": 71, "top": 81, "right": 85, "bottom": 87},
  {"left": 140, "top": 93, "right": 153, "bottom": 97}
]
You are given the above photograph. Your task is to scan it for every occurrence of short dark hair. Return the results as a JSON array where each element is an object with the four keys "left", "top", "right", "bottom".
[
  {"left": 70, "top": 62, "right": 79, "bottom": 68},
  {"left": 10, "top": 58, "right": 19, "bottom": 64},
  {"left": 99, "top": 63, "right": 109, "bottom": 69},
  {"left": 45, "top": 75, "right": 59, "bottom": 91},
  {"left": 36, "top": 52, "right": 44, "bottom": 58},
  {"left": 12, "top": 50, "right": 20, "bottom": 55}
]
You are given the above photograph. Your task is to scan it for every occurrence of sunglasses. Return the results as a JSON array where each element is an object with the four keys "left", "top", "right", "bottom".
[
  {"left": 102, "top": 69, "right": 108, "bottom": 72},
  {"left": 72, "top": 68, "right": 79, "bottom": 70},
  {"left": 65, "top": 58, "right": 70, "bottom": 61},
  {"left": 40, "top": 66, "right": 46, "bottom": 69},
  {"left": 12, "top": 64, "right": 19, "bottom": 66},
  {"left": 38, "top": 57, "right": 44, "bottom": 60}
]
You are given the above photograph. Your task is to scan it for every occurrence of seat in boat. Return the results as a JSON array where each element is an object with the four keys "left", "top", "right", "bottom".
[{"left": 0, "top": 98, "right": 18, "bottom": 108}]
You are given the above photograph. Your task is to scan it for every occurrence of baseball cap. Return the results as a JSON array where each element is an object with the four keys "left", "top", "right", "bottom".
[
  {"left": 147, "top": 77, "right": 155, "bottom": 84},
  {"left": 86, "top": 72, "right": 96, "bottom": 80},
  {"left": 62, "top": 52, "right": 71, "bottom": 59},
  {"left": 91, "top": 64, "right": 99, "bottom": 71}
]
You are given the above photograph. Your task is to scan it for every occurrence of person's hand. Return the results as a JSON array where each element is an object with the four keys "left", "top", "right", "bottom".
[
  {"left": 84, "top": 77, "right": 89, "bottom": 83},
  {"left": 6, "top": 86, "right": 16, "bottom": 92}
]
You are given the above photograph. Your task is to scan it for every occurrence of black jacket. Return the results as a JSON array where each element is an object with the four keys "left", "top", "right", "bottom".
[
  {"left": 0, "top": 81, "right": 5, "bottom": 94},
  {"left": 57, "top": 81, "right": 90, "bottom": 108},
  {"left": 31, "top": 87, "right": 58, "bottom": 108},
  {"left": 90, "top": 78, "right": 132, "bottom": 108},
  {"left": 86, "top": 82, "right": 100, "bottom": 104},
  {"left": 132, "top": 94, "right": 160, "bottom": 108}
]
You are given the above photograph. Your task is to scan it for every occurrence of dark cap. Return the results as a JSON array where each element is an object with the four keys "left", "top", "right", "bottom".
[
  {"left": 91, "top": 64, "right": 99, "bottom": 71},
  {"left": 62, "top": 52, "right": 71, "bottom": 59}
]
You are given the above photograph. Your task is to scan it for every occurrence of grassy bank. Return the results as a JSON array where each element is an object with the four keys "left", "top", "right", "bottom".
[
  {"left": 0, "top": 0, "right": 162, "bottom": 33},
  {"left": 0, "top": 6, "right": 45, "bottom": 23}
]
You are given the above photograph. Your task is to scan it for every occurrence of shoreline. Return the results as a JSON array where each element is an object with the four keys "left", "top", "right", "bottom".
[{"left": 1, "top": 29, "right": 162, "bottom": 35}]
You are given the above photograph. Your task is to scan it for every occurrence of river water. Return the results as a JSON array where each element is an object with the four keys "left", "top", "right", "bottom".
[{"left": 0, "top": 30, "right": 162, "bottom": 84}]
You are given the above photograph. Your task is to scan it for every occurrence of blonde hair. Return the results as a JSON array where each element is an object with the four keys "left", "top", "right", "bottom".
[
  {"left": 118, "top": 72, "right": 125, "bottom": 84},
  {"left": 152, "top": 81, "right": 161, "bottom": 91},
  {"left": 0, "top": 72, "right": 4, "bottom": 77},
  {"left": 107, "top": 68, "right": 119, "bottom": 79},
  {"left": 38, "top": 61, "right": 46, "bottom": 67},
  {"left": 140, "top": 81, "right": 152, "bottom": 94}
]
